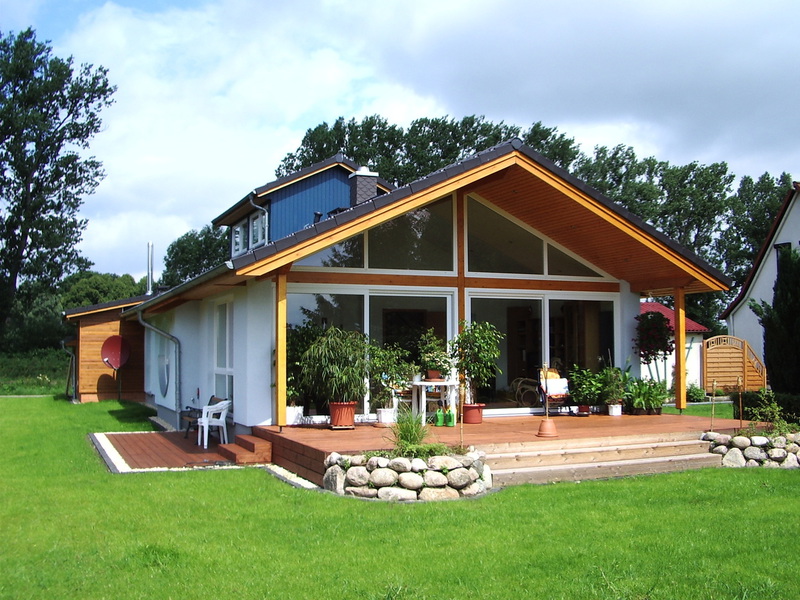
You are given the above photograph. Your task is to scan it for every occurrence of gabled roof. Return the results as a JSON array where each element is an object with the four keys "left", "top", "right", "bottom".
[
  {"left": 128, "top": 139, "right": 732, "bottom": 317},
  {"left": 64, "top": 295, "right": 153, "bottom": 320},
  {"left": 640, "top": 301, "right": 710, "bottom": 333},
  {"left": 212, "top": 153, "right": 395, "bottom": 227},
  {"left": 232, "top": 139, "right": 731, "bottom": 295},
  {"left": 721, "top": 181, "right": 800, "bottom": 319}
]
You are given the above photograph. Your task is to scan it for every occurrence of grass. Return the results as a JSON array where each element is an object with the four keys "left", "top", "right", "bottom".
[
  {"left": 2, "top": 396, "right": 798, "bottom": 599},
  {"left": 663, "top": 401, "right": 735, "bottom": 420}
]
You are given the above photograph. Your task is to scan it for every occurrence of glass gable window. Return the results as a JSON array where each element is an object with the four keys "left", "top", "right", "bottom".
[
  {"left": 295, "top": 235, "right": 365, "bottom": 268},
  {"left": 547, "top": 245, "right": 602, "bottom": 277},
  {"left": 368, "top": 198, "right": 454, "bottom": 271},
  {"left": 287, "top": 293, "right": 364, "bottom": 332},
  {"left": 467, "top": 198, "right": 544, "bottom": 274}
]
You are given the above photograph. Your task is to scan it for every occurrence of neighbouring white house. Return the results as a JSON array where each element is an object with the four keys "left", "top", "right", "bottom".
[
  {"left": 114, "top": 139, "right": 730, "bottom": 432},
  {"left": 639, "top": 301, "right": 709, "bottom": 389},
  {"left": 722, "top": 181, "right": 800, "bottom": 361}
]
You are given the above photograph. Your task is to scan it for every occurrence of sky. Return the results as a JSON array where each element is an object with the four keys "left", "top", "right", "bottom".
[{"left": 2, "top": 0, "right": 798, "bottom": 280}]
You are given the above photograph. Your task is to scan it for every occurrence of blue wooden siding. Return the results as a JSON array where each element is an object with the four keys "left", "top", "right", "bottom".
[{"left": 268, "top": 169, "right": 352, "bottom": 241}]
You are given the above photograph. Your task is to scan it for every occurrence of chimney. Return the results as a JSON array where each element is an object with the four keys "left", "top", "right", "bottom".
[{"left": 349, "top": 166, "right": 379, "bottom": 207}]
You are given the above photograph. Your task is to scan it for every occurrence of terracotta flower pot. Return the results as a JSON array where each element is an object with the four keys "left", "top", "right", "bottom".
[
  {"left": 462, "top": 403, "right": 485, "bottom": 424},
  {"left": 329, "top": 401, "right": 356, "bottom": 429}
]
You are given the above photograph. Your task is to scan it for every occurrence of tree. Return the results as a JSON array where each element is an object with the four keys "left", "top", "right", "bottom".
[
  {"left": 750, "top": 246, "right": 800, "bottom": 394},
  {"left": 276, "top": 114, "right": 582, "bottom": 185},
  {"left": 159, "top": 225, "right": 228, "bottom": 288},
  {"left": 0, "top": 28, "right": 115, "bottom": 346},
  {"left": 720, "top": 171, "right": 793, "bottom": 289},
  {"left": 60, "top": 271, "right": 146, "bottom": 309}
]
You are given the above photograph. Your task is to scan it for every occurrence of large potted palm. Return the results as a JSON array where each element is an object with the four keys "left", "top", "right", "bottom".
[
  {"left": 299, "top": 326, "right": 369, "bottom": 429},
  {"left": 449, "top": 320, "right": 504, "bottom": 424}
]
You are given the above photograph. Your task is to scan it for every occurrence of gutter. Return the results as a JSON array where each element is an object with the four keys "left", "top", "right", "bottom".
[{"left": 137, "top": 311, "right": 182, "bottom": 429}]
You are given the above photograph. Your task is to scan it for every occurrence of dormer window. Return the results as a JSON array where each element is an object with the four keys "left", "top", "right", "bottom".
[
  {"left": 250, "top": 211, "right": 267, "bottom": 248},
  {"left": 231, "top": 219, "right": 249, "bottom": 257}
]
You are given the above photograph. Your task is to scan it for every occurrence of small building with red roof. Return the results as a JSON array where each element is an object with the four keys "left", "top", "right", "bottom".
[{"left": 640, "top": 301, "right": 710, "bottom": 389}]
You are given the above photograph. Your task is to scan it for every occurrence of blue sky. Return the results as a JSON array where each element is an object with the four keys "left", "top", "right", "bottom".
[{"left": 2, "top": 0, "right": 798, "bottom": 278}]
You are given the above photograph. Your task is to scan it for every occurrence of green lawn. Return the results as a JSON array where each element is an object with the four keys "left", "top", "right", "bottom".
[
  {"left": 663, "top": 401, "right": 735, "bottom": 419},
  {"left": 2, "top": 396, "right": 798, "bottom": 599}
]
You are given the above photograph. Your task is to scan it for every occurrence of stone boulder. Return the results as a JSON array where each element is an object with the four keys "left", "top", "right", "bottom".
[
  {"left": 398, "top": 472, "right": 424, "bottom": 490},
  {"left": 345, "top": 486, "right": 378, "bottom": 498},
  {"left": 446, "top": 467, "right": 472, "bottom": 490},
  {"left": 370, "top": 467, "right": 399, "bottom": 488},
  {"left": 730, "top": 436, "right": 751, "bottom": 449},
  {"left": 423, "top": 470, "right": 448, "bottom": 488},
  {"left": 377, "top": 487, "right": 417, "bottom": 502},
  {"left": 428, "top": 455, "right": 463, "bottom": 471},
  {"left": 722, "top": 447, "right": 746, "bottom": 467},
  {"left": 323, "top": 464, "right": 346, "bottom": 493},
  {"left": 345, "top": 466, "right": 370, "bottom": 487},
  {"left": 743, "top": 446, "right": 768, "bottom": 461},
  {"left": 388, "top": 457, "right": 412, "bottom": 473},
  {"left": 418, "top": 487, "right": 460, "bottom": 501}
]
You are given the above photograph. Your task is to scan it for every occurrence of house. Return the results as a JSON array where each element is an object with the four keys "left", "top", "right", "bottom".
[
  {"left": 639, "top": 301, "right": 709, "bottom": 389},
  {"left": 63, "top": 296, "right": 149, "bottom": 402},
  {"left": 722, "top": 182, "right": 800, "bottom": 361},
  {"left": 122, "top": 139, "right": 731, "bottom": 431}
]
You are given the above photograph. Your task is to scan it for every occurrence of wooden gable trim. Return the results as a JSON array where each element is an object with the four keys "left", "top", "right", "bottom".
[
  {"left": 254, "top": 161, "right": 356, "bottom": 198},
  {"left": 509, "top": 154, "right": 729, "bottom": 294}
]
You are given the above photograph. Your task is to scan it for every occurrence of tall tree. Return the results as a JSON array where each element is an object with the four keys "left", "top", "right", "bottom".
[
  {"left": 720, "top": 171, "right": 793, "bottom": 289},
  {"left": 60, "top": 271, "right": 146, "bottom": 309},
  {"left": 276, "top": 114, "right": 582, "bottom": 185},
  {"left": 0, "top": 28, "right": 115, "bottom": 346},
  {"left": 159, "top": 225, "right": 228, "bottom": 288},
  {"left": 750, "top": 246, "right": 800, "bottom": 394}
]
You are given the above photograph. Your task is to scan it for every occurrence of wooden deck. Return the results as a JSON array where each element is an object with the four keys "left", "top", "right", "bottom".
[
  {"left": 253, "top": 412, "right": 746, "bottom": 486},
  {"left": 93, "top": 413, "right": 746, "bottom": 481},
  {"left": 92, "top": 431, "right": 232, "bottom": 472}
]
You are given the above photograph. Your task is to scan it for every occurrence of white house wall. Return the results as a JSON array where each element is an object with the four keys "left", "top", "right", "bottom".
[
  {"left": 641, "top": 333, "right": 704, "bottom": 389},
  {"left": 728, "top": 191, "right": 800, "bottom": 360}
]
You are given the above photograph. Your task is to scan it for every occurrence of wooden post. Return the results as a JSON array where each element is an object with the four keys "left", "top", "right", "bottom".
[
  {"left": 674, "top": 287, "right": 687, "bottom": 410},
  {"left": 275, "top": 268, "right": 289, "bottom": 427},
  {"left": 456, "top": 190, "right": 466, "bottom": 324}
]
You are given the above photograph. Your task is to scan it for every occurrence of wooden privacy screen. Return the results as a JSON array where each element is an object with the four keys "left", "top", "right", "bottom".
[{"left": 703, "top": 336, "right": 766, "bottom": 393}]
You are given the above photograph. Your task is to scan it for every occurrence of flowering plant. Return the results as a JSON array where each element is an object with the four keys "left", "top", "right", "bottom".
[{"left": 634, "top": 311, "right": 675, "bottom": 365}]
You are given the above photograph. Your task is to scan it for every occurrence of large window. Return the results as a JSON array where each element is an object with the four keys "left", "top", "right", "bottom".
[
  {"left": 369, "top": 295, "right": 449, "bottom": 361},
  {"left": 294, "top": 235, "right": 365, "bottom": 268},
  {"left": 548, "top": 299, "right": 614, "bottom": 373},
  {"left": 214, "top": 302, "right": 234, "bottom": 412},
  {"left": 470, "top": 297, "right": 543, "bottom": 406}
]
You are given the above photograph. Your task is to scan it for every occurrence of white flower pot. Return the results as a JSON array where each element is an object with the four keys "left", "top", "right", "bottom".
[
  {"left": 376, "top": 407, "right": 397, "bottom": 426},
  {"left": 607, "top": 404, "right": 623, "bottom": 416},
  {"left": 286, "top": 405, "right": 304, "bottom": 425}
]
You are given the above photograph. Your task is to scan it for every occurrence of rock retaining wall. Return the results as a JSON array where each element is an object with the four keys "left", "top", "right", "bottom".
[
  {"left": 322, "top": 451, "right": 492, "bottom": 501},
  {"left": 703, "top": 431, "right": 800, "bottom": 469}
]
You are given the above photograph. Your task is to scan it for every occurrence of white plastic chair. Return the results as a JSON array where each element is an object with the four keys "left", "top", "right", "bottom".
[{"left": 197, "top": 398, "right": 231, "bottom": 449}]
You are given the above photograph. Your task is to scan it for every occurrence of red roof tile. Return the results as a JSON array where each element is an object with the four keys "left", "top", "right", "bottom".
[{"left": 640, "top": 302, "right": 709, "bottom": 333}]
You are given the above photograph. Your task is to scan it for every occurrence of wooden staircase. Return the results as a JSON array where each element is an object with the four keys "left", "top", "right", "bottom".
[
  {"left": 482, "top": 432, "right": 721, "bottom": 486},
  {"left": 218, "top": 434, "right": 273, "bottom": 465}
]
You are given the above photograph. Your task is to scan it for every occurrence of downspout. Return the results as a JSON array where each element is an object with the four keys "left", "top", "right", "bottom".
[
  {"left": 248, "top": 192, "right": 268, "bottom": 239},
  {"left": 137, "top": 311, "right": 182, "bottom": 429}
]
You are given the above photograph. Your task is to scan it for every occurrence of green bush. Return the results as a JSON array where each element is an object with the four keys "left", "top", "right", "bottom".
[
  {"left": 686, "top": 383, "right": 707, "bottom": 403},
  {"left": 735, "top": 388, "right": 800, "bottom": 434},
  {"left": 0, "top": 348, "right": 71, "bottom": 395}
]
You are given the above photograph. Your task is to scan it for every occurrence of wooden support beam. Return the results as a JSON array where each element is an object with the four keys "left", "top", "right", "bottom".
[
  {"left": 457, "top": 191, "right": 466, "bottom": 324},
  {"left": 674, "top": 287, "right": 687, "bottom": 410},
  {"left": 275, "top": 268, "right": 289, "bottom": 426}
]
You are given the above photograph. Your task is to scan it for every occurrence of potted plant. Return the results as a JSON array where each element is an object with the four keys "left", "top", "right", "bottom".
[
  {"left": 417, "top": 329, "right": 451, "bottom": 381},
  {"left": 368, "top": 342, "right": 417, "bottom": 427},
  {"left": 569, "top": 365, "right": 602, "bottom": 415},
  {"left": 600, "top": 366, "right": 626, "bottom": 416},
  {"left": 449, "top": 320, "right": 505, "bottom": 424},
  {"left": 286, "top": 321, "right": 324, "bottom": 418},
  {"left": 299, "top": 326, "right": 369, "bottom": 429}
]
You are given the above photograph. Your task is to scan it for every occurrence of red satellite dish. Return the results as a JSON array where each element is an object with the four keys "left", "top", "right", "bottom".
[{"left": 101, "top": 335, "right": 130, "bottom": 371}]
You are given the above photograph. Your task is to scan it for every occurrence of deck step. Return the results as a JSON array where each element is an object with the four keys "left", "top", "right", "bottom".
[
  {"left": 491, "top": 453, "right": 722, "bottom": 486},
  {"left": 482, "top": 433, "right": 721, "bottom": 486},
  {"left": 218, "top": 435, "right": 272, "bottom": 465}
]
